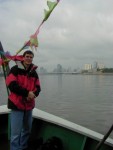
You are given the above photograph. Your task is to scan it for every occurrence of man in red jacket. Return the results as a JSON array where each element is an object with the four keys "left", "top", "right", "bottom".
[{"left": 6, "top": 50, "right": 41, "bottom": 150}]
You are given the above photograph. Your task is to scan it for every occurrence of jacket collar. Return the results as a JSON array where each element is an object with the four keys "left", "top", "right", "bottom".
[{"left": 16, "top": 61, "right": 38, "bottom": 71}]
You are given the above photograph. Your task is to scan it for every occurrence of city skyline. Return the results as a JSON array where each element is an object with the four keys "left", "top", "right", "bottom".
[{"left": 39, "top": 61, "right": 112, "bottom": 73}]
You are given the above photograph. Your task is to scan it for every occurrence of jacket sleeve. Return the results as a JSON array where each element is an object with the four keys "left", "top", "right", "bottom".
[
  {"left": 6, "top": 66, "right": 29, "bottom": 97},
  {"left": 33, "top": 73, "right": 41, "bottom": 97}
]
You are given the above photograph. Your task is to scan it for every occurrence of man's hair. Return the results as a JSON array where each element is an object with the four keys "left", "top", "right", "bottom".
[{"left": 23, "top": 50, "right": 34, "bottom": 57}]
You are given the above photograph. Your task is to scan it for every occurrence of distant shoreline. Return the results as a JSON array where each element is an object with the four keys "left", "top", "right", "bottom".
[
  {"left": 39, "top": 72, "right": 113, "bottom": 75},
  {"left": 1, "top": 72, "right": 113, "bottom": 76},
  {"left": 81, "top": 72, "right": 113, "bottom": 75}
]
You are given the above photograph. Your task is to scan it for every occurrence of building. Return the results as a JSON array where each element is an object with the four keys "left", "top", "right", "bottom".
[
  {"left": 57, "top": 64, "right": 63, "bottom": 73},
  {"left": 98, "top": 63, "right": 105, "bottom": 69},
  {"left": 84, "top": 64, "right": 92, "bottom": 70}
]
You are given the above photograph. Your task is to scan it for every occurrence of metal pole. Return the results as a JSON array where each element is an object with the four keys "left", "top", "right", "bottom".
[
  {"left": 0, "top": 41, "right": 10, "bottom": 140},
  {"left": 95, "top": 124, "right": 113, "bottom": 150}
]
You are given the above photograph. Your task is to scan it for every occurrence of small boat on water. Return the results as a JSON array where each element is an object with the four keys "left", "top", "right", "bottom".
[{"left": 0, "top": 105, "right": 113, "bottom": 150}]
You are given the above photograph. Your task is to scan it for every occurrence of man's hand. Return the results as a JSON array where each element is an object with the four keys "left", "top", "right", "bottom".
[{"left": 27, "top": 91, "right": 35, "bottom": 101}]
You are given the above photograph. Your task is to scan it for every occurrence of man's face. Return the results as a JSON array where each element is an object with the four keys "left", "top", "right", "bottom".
[{"left": 23, "top": 54, "right": 33, "bottom": 66}]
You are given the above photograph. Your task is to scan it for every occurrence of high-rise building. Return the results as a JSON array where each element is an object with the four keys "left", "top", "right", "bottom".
[
  {"left": 57, "top": 64, "right": 62, "bottom": 73},
  {"left": 84, "top": 64, "right": 92, "bottom": 70},
  {"left": 93, "top": 61, "right": 98, "bottom": 69}
]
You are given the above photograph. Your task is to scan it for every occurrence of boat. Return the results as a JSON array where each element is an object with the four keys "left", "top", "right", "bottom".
[{"left": 0, "top": 105, "right": 113, "bottom": 150}]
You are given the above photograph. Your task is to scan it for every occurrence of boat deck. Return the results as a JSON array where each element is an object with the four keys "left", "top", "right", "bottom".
[{"left": 0, "top": 106, "right": 113, "bottom": 150}]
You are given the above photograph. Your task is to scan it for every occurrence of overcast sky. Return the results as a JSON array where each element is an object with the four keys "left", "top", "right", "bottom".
[{"left": 0, "top": 0, "right": 113, "bottom": 71}]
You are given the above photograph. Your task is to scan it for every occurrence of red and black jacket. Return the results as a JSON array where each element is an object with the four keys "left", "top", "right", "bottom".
[{"left": 6, "top": 62, "right": 41, "bottom": 110}]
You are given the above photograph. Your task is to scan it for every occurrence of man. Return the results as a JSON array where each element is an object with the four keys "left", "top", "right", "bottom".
[{"left": 6, "top": 50, "right": 41, "bottom": 150}]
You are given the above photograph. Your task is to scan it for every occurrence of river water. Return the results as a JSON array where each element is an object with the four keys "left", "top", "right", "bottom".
[{"left": 1, "top": 74, "right": 113, "bottom": 138}]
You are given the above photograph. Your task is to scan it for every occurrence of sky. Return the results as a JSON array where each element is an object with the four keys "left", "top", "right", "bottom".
[{"left": 0, "top": 0, "right": 113, "bottom": 71}]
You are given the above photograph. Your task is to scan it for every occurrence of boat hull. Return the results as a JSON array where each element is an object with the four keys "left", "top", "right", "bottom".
[{"left": 0, "top": 105, "right": 113, "bottom": 150}]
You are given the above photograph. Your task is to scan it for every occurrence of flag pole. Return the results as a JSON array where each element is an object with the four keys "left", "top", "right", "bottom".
[{"left": 0, "top": 41, "right": 10, "bottom": 140}]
